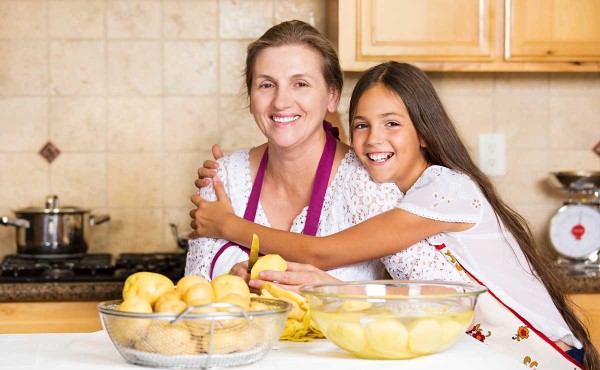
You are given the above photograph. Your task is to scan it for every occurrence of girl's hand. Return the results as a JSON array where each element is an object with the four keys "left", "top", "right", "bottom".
[
  {"left": 189, "top": 176, "right": 234, "bottom": 239},
  {"left": 195, "top": 144, "right": 224, "bottom": 189},
  {"left": 248, "top": 262, "right": 340, "bottom": 294}
]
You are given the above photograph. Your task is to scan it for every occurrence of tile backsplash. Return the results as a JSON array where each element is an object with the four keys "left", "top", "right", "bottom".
[{"left": 0, "top": 0, "right": 598, "bottom": 257}]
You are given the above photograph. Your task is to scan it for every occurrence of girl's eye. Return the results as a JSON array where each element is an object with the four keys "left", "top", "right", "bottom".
[
  {"left": 353, "top": 122, "right": 368, "bottom": 130},
  {"left": 386, "top": 120, "right": 400, "bottom": 127}
]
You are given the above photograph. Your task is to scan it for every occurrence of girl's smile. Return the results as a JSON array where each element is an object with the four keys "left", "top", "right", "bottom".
[{"left": 351, "top": 83, "right": 429, "bottom": 192}]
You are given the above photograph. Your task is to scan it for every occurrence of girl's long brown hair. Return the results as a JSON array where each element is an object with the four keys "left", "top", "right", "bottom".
[{"left": 349, "top": 61, "right": 598, "bottom": 369}]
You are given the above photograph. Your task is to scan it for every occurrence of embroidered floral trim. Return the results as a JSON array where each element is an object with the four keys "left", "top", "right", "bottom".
[
  {"left": 467, "top": 323, "right": 491, "bottom": 343},
  {"left": 513, "top": 326, "right": 530, "bottom": 341}
]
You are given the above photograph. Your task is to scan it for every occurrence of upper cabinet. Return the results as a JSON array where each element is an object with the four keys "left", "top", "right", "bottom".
[{"left": 327, "top": 0, "right": 600, "bottom": 72}]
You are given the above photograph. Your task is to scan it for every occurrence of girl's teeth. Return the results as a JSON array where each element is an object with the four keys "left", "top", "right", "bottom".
[
  {"left": 272, "top": 115, "right": 300, "bottom": 123},
  {"left": 368, "top": 153, "right": 392, "bottom": 162}
]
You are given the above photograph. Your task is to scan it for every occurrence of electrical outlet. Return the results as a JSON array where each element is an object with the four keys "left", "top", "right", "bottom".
[{"left": 479, "top": 133, "right": 505, "bottom": 176}]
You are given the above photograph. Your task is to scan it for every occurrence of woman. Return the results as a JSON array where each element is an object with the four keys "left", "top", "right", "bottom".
[{"left": 185, "top": 21, "right": 455, "bottom": 283}]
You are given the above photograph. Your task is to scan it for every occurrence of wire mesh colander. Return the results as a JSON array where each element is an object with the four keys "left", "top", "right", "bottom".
[{"left": 98, "top": 298, "right": 290, "bottom": 368}]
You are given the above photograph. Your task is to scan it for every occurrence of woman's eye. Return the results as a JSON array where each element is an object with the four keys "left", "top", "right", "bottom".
[
  {"left": 296, "top": 82, "right": 309, "bottom": 87},
  {"left": 259, "top": 82, "right": 274, "bottom": 89}
]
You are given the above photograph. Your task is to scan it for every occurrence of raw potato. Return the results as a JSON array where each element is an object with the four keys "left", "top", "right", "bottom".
[
  {"left": 109, "top": 297, "right": 153, "bottom": 346},
  {"left": 250, "top": 254, "right": 287, "bottom": 280},
  {"left": 199, "top": 319, "right": 255, "bottom": 354},
  {"left": 218, "top": 293, "right": 250, "bottom": 311},
  {"left": 155, "top": 298, "right": 187, "bottom": 314},
  {"left": 364, "top": 318, "right": 410, "bottom": 358},
  {"left": 340, "top": 301, "right": 372, "bottom": 312},
  {"left": 326, "top": 321, "right": 366, "bottom": 354},
  {"left": 122, "top": 272, "right": 175, "bottom": 306},
  {"left": 408, "top": 319, "right": 443, "bottom": 354},
  {"left": 154, "top": 290, "right": 182, "bottom": 309},
  {"left": 176, "top": 275, "right": 209, "bottom": 295},
  {"left": 136, "top": 321, "right": 198, "bottom": 355},
  {"left": 183, "top": 283, "right": 215, "bottom": 306},
  {"left": 211, "top": 274, "right": 250, "bottom": 301}
]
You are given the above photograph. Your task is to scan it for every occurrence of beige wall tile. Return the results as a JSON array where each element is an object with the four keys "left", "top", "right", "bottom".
[
  {"left": 164, "top": 41, "right": 218, "bottom": 95},
  {"left": 50, "top": 41, "right": 106, "bottom": 95},
  {"left": 0, "top": 208, "right": 16, "bottom": 256},
  {"left": 107, "top": 153, "right": 162, "bottom": 207},
  {"left": 495, "top": 149, "right": 549, "bottom": 204},
  {"left": 108, "top": 41, "right": 162, "bottom": 96},
  {"left": 0, "top": 0, "right": 46, "bottom": 39},
  {"left": 439, "top": 73, "right": 494, "bottom": 95},
  {"left": 164, "top": 97, "right": 220, "bottom": 151},
  {"left": 107, "top": 0, "right": 161, "bottom": 39},
  {"left": 163, "top": 151, "right": 212, "bottom": 208},
  {"left": 0, "top": 41, "right": 48, "bottom": 95},
  {"left": 549, "top": 96, "right": 600, "bottom": 150},
  {"left": 549, "top": 150, "right": 600, "bottom": 171},
  {"left": 163, "top": 0, "right": 218, "bottom": 39},
  {"left": 50, "top": 97, "right": 106, "bottom": 151},
  {"left": 0, "top": 98, "right": 48, "bottom": 151},
  {"left": 164, "top": 207, "right": 193, "bottom": 252},
  {"left": 274, "top": 0, "right": 327, "bottom": 33},
  {"left": 494, "top": 95, "right": 549, "bottom": 149},
  {"left": 494, "top": 73, "right": 549, "bottom": 95},
  {"left": 219, "top": 41, "right": 248, "bottom": 95},
  {"left": 50, "top": 153, "right": 108, "bottom": 209},
  {"left": 107, "top": 98, "right": 161, "bottom": 152},
  {"left": 49, "top": 0, "right": 104, "bottom": 39},
  {"left": 107, "top": 208, "right": 163, "bottom": 252},
  {"left": 515, "top": 203, "right": 561, "bottom": 251},
  {"left": 550, "top": 73, "right": 600, "bottom": 95},
  {"left": 87, "top": 207, "right": 110, "bottom": 253},
  {"left": 0, "top": 154, "right": 48, "bottom": 209},
  {"left": 442, "top": 95, "right": 494, "bottom": 153},
  {"left": 219, "top": 0, "right": 273, "bottom": 39},
  {"left": 219, "top": 95, "right": 265, "bottom": 152}
]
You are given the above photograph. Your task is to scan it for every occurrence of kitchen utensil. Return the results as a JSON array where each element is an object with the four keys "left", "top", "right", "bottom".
[
  {"left": 547, "top": 171, "right": 600, "bottom": 261},
  {"left": 98, "top": 297, "right": 290, "bottom": 368},
  {"left": 300, "top": 280, "right": 486, "bottom": 360},
  {"left": 0, "top": 195, "right": 110, "bottom": 258},
  {"left": 247, "top": 233, "right": 260, "bottom": 271},
  {"left": 169, "top": 223, "right": 189, "bottom": 250}
]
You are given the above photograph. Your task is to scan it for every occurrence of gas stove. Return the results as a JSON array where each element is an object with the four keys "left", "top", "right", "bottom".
[{"left": 0, "top": 253, "right": 186, "bottom": 283}]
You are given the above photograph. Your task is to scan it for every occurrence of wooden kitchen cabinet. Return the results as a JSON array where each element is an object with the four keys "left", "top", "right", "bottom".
[
  {"left": 327, "top": 0, "right": 600, "bottom": 72},
  {"left": 0, "top": 301, "right": 102, "bottom": 333},
  {"left": 570, "top": 294, "right": 600, "bottom": 350}
]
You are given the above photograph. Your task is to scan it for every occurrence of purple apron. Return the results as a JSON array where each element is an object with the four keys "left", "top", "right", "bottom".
[{"left": 209, "top": 122, "right": 339, "bottom": 279}]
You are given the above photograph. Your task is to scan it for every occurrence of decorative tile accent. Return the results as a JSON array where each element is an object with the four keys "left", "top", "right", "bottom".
[
  {"left": 594, "top": 140, "right": 600, "bottom": 157},
  {"left": 39, "top": 141, "right": 61, "bottom": 163}
]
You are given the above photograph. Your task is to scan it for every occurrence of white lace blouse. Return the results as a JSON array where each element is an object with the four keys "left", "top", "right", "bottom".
[
  {"left": 395, "top": 165, "right": 581, "bottom": 348},
  {"left": 186, "top": 149, "right": 396, "bottom": 281}
]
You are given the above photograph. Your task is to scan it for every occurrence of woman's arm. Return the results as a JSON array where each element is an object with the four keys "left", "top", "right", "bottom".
[{"left": 191, "top": 178, "right": 472, "bottom": 270}]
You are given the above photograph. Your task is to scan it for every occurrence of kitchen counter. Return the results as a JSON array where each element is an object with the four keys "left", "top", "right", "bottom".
[
  {"left": 0, "top": 330, "right": 521, "bottom": 369},
  {"left": 1, "top": 274, "right": 598, "bottom": 302}
]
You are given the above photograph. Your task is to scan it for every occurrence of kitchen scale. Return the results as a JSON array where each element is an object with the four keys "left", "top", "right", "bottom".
[{"left": 549, "top": 171, "right": 600, "bottom": 277}]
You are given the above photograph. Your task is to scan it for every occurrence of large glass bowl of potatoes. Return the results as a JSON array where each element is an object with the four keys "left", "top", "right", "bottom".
[
  {"left": 98, "top": 272, "right": 291, "bottom": 368},
  {"left": 300, "top": 280, "right": 486, "bottom": 360}
]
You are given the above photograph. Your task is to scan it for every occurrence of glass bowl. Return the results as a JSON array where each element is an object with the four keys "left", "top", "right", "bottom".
[
  {"left": 98, "top": 297, "right": 290, "bottom": 368},
  {"left": 300, "top": 280, "right": 487, "bottom": 360}
]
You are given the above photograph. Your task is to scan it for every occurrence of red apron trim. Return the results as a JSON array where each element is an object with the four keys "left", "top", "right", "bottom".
[{"left": 435, "top": 243, "right": 583, "bottom": 369}]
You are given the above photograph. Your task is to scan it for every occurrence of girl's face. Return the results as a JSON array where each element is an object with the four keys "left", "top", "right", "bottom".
[
  {"left": 351, "top": 83, "right": 428, "bottom": 192},
  {"left": 249, "top": 44, "right": 339, "bottom": 149}
]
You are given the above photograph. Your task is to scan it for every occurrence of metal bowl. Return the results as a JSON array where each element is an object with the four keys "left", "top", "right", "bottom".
[
  {"left": 549, "top": 171, "right": 600, "bottom": 192},
  {"left": 300, "top": 280, "right": 486, "bottom": 360},
  {"left": 98, "top": 298, "right": 290, "bottom": 368}
]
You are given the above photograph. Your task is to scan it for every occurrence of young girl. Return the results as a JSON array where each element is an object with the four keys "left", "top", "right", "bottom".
[{"left": 190, "top": 62, "right": 597, "bottom": 369}]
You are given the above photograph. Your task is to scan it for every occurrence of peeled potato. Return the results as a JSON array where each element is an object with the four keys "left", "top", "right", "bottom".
[
  {"left": 249, "top": 301, "right": 270, "bottom": 311},
  {"left": 250, "top": 254, "right": 287, "bottom": 279},
  {"left": 439, "top": 317, "right": 465, "bottom": 346},
  {"left": 408, "top": 319, "right": 443, "bottom": 354},
  {"left": 364, "top": 319, "right": 410, "bottom": 358},
  {"left": 326, "top": 321, "right": 366, "bottom": 354}
]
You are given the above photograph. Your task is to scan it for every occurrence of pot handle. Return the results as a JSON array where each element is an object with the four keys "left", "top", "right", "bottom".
[
  {"left": 1, "top": 216, "right": 30, "bottom": 228},
  {"left": 89, "top": 214, "right": 110, "bottom": 226}
]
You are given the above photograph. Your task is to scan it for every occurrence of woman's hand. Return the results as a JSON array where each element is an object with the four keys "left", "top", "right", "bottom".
[
  {"left": 189, "top": 176, "right": 235, "bottom": 239},
  {"left": 195, "top": 144, "right": 224, "bottom": 189},
  {"left": 248, "top": 262, "right": 339, "bottom": 294}
]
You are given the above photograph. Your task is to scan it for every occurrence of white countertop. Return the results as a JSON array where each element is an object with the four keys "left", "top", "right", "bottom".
[{"left": 0, "top": 330, "right": 520, "bottom": 370}]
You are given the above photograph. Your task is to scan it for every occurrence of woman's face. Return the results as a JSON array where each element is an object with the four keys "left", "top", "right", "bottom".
[
  {"left": 249, "top": 44, "right": 339, "bottom": 149},
  {"left": 351, "top": 83, "right": 428, "bottom": 192}
]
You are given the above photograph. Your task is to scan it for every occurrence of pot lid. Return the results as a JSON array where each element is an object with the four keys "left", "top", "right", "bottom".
[{"left": 13, "top": 195, "right": 90, "bottom": 214}]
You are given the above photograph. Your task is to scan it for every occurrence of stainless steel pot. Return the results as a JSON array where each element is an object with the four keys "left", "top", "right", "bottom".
[{"left": 0, "top": 195, "right": 110, "bottom": 258}]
